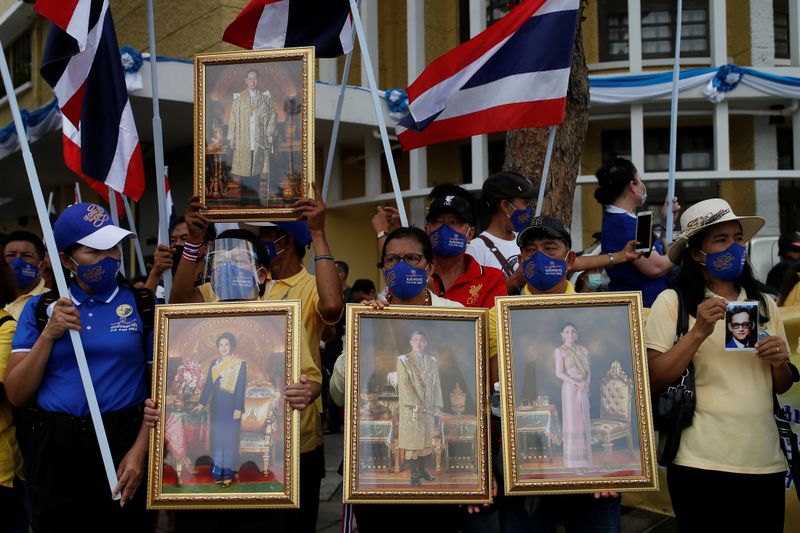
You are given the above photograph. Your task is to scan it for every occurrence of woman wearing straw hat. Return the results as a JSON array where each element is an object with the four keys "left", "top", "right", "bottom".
[{"left": 645, "top": 198, "right": 796, "bottom": 532}]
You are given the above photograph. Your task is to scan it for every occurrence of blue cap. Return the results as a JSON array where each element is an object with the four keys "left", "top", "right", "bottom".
[
  {"left": 247, "top": 221, "right": 312, "bottom": 248},
  {"left": 53, "top": 202, "right": 132, "bottom": 252}
]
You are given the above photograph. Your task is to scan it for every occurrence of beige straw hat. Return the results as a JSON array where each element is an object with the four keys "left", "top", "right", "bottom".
[{"left": 667, "top": 198, "right": 765, "bottom": 263}]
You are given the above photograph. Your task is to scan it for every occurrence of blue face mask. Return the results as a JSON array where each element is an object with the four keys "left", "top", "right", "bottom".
[
  {"left": 9, "top": 257, "right": 39, "bottom": 289},
  {"left": 262, "top": 235, "right": 286, "bottom": 260},
  {"left": 702, "top": 242, "right": 746, "bottom": 281},
  {"left": 384, "top": 261, "right": 427, "bottom": 301},
  {"left": 586, "top": 272, "right": 603, "bottom": 290},
  {"left": 212, "top": 263, "right": 259, "bottom": 301},
  {"left": 72, "top": 256, "right": 120, "bottom": 294},
  {"left": 509, "top": 204, "right": 534, "bottom": 233},
  {"left": 429, "top": 225, "right": 467, "bottom": 258},
  {"left": 522, "top": 251, "right": 567, "bottom": 292}
]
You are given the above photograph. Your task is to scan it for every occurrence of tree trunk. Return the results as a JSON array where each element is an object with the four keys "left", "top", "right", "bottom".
[{"left": 502, "top": 0, "right": 589, "bottom": 227}]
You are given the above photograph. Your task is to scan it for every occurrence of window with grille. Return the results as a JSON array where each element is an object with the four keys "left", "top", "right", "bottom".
[
  {"left": 0, "top": 30, "right": 32, "bottom": 100},
  {"left": 774, "top": 0, "right": 791, "bottom": 60}
]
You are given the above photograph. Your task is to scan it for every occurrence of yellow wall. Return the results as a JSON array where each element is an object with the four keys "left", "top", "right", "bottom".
[
  {"left": 326, "top": 204, "right": 385, "bottom": 289},
  {"left": 112, "top": 0, "right": 248, "bottom": 58},
  {"left": 582, "top": 0, "right": 600, "bottom": 65},
  {"left": 377, "top": 1, "right": 407, "bottom": 89},
  {"left": 727, "top": 0, "right": 752, "bottom": 65}
]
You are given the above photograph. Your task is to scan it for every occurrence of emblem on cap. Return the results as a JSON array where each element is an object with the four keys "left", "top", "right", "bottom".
[
  {"left": 444, "top": 195, "right": 454, "bottom": 206},
  {"left": 116, "top": 304, "right": 133, "bottom": 318}
]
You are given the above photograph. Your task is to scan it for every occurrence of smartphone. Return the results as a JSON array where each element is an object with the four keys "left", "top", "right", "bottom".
[{"left": 635, "top": 211, "right": 654, "bottom": 254}]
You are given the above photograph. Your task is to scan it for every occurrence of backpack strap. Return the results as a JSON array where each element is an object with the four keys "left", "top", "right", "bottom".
[
  {"left": 131, "top": 286, "right": 156, "bottom": 342},
  {"left": 674, "top": 287, "right": 689, "bottom": 341},
  {"left": 34, "top": 290, "right": 59, "bottom": 333},
  {"left": 477, "top": 235, "right": 515, "bottom": 278},
  {"left": 0, "top": 315, "right": 15, "bottom": 328}
]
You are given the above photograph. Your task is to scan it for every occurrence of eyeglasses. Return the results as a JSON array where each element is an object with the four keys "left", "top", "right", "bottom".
[
  {"left": 382, "top": 253, "right": 425, "bottom": 267},
  {"left": 730, "top": 322, "right": 752, "bottom": 330}
]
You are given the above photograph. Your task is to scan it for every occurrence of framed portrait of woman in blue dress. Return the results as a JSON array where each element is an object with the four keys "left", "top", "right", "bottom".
[{"left": 147, "top": 300, "right": 301, "bottom": 509}]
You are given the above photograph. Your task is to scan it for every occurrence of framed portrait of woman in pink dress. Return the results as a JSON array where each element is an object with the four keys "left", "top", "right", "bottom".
[{"left": 495, "top": 292, "right": 658, "bottom": 495}]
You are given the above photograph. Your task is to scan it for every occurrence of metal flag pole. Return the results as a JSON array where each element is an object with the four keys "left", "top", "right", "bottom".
[
  {"left": 147, "top": 0, "right": 172, "bottom": 301},
  {"left": 665, "top": 0, "right": 683, "bottom": 244},
  {"left": 122, "top": 195, "right": 147, "bottom": 275},
  {"left": 47, "top": 191, "right": 54, "bottom": 214},
  {"left": 0, "top": 40, "right": 120, "bottom": 498},
  {"left": 74, "top": 181, "right": 82, "bottom": 202},
  {"left": 347, "top": 0, "right": 408, "bottom": 226},
  {"left": 535, "top": 126, "right": 557, "bottom": 217},
  {"left": 321, "top": 49, "right": 354, "bottom": 201},
  {"left": 107, "top": 187, "right": 126, "bottom": 277}
]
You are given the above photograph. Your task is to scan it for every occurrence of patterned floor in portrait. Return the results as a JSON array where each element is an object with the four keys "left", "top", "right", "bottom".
[{"left": 519, "top": 447, "right": 642, "bottom": 479}]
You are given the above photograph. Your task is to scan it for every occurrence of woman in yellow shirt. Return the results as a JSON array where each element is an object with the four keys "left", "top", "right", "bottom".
[
  {"left": 0, "top": 254, "right": 24, "bottom": 533},
  {"left": 646, "top": 199, "right": 795, "bottom": 532}
]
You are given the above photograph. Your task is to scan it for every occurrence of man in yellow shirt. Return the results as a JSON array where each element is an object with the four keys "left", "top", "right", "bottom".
[
  {"left": 485, "top": 216, "right": 620, "bottom": 532},
  {"left": 172, "top": 191, "right": 342, "bottom": 533},
  {"left": 3, "top": 232, "right": 49, "bottom": 320}
]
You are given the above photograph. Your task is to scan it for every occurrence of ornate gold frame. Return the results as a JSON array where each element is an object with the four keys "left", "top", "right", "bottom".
[
  {"left": 343, "top": 305, "right": 492, "bottom": 504},
  {"left": 194, "top": 47, "right": 315, "bottom": 221},
  {"left": 495, "top": 292, "right": 658, "bottom": 495},
  {"left": 147, "top": 301, "right": 301, "bottom": 509}
]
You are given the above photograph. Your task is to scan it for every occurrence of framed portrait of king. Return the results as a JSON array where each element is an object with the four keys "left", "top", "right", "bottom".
[
  {"left": 194, "top": 47, "right": 314, "bottom": 221},
  {"left": 343, "top": 305, "right": 492, "bottom": 504},
  {"left": 495, "top": 292, "right": 658, "bottom": 495},
  {"left": 147, "top": 301, "right": 301, "bottom": 509}
]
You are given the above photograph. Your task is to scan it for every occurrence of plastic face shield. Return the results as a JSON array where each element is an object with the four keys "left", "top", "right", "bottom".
[{"left": 205, "top": 238, "right": 260, "bottom": 301}]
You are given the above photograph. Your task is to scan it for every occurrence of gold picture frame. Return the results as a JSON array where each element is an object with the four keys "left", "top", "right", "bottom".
[
  {"left": 194, "top": 47, "right": 315, "bottom": 221},
  {"left": 147, "top": 301, "right": 301, "bottom": 509},
  {"left": 343, "top": 305, "right": 492, "bottom": 504},
  {"left": 495, "top": 292, "right": 658, "bottom": 495}
]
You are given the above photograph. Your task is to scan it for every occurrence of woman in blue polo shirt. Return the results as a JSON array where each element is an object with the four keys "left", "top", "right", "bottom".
[
  {"left": 4, "top": 203, "right": 153, "bottom": 532},
  {"left": 594, "top": 158, "right": 677, "bottom": 307}
]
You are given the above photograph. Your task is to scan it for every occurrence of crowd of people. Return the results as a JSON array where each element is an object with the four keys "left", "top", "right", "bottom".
[{"left": 0, "top": 157, "right": 798, "bottom": 532}]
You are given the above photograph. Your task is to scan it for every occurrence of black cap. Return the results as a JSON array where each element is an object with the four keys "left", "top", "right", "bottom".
[
  {"left": 482, "top": 171, "right": 535, "bottom": 207},
  {"left": 516, "top": 215, "right": 572, "bottom": 249},
  {"left": 426, "top": 194, "right": 473, "bottom": 225}
]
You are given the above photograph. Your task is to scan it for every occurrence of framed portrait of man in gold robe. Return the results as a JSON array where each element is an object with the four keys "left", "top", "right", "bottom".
[
  {"left": 194, "top": 47, "right": 314, "bottom": 221},
  {"left": 343, "top": 305, "right": 492, "bottom": 504}
]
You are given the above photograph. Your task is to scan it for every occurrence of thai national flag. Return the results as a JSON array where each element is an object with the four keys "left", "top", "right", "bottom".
[
  {"left": 38, "top": 0, "right": 146, "bottom": 202},
  {"left": 223, "top": 0, "right": 354, "bottom": 58},
  {"left": 34, "top": 0, "right": 93, "bottom": 52},
  {"left": 396, "top": 0, "right": 579, "bottom": 151}
]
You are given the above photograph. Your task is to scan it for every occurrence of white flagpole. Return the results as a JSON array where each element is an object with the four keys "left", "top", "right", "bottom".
[
  {"left": 321, "top": 49, "right": 354, "bottom": 201},
  {"left": 147, "top": 0, "right": 172, "bottom": 301},
  {"left": 74, "top": 181, "right": 82, "bottom": 203},
  {"left": 535, "top": 126, "right": 557, "bottom": 217},
  {"left": 348, "top": 0, "right": 408, "bottom": 226},
  {"left": 0, "top": 41, "right": 120, "bottom": 498},
  {"left": 122, "top": 195, "right": 147, "bottom": 275},
  {"left": 665, "top": 0, "right": 683, "bottom": 244},
  {"left": 107, "top": 187, "right": 126, "bottom": 277}
]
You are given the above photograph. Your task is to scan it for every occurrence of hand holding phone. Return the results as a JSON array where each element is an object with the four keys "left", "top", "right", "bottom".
[{"left": 635, "top": 211, "right": 654, "bottom": 255}]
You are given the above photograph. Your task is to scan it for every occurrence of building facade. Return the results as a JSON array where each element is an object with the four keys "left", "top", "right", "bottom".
[{"left": 0, "top": 0, "right": 797, "bottom": 285}]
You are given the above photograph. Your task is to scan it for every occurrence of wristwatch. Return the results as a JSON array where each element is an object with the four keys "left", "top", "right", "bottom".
[{"left": 377, "top": 230, "right": 388, "bottom": 239}]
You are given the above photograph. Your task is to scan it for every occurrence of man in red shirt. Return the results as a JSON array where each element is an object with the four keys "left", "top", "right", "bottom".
[{"left": 425, "top": 185, "right": 507, "bottom": 307}]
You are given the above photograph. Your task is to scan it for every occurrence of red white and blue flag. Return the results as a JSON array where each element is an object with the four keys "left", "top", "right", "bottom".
[
  {"left": 396, "top": 0, "right": 579, "bottom": 151},
  {"left": 38, "top": 0, "right": 146, "bottom": 202},
  {"left": 223, "top": 0, "right": 354, "bottom": 58},
  {"left": 34, "top": 0, "right": 93, "bottom": 52}
]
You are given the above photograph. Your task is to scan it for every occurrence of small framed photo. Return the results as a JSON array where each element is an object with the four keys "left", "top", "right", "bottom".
[
  {"left": 725, "top": 301, "right": 759, "bottom": 351},
  {"left": 343, "top": 305, "right": 492, "bottom": 504},
  {"left": 194, "top": 47, "right": 314, "bottom": 221},
  {"left": 147, "top": 301, "right": 301, "bottom": 509},
  {"left": 495, "top": 292, "right": 658, "bottom": 495}
]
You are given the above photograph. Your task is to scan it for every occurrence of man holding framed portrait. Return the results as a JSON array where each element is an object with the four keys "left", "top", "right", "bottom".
[
  {"left": 166, "top": 189, "right": 342, "bottom": 531},
  {"left": 486, "top": 215, "right": 623, "bottom": 533}
]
